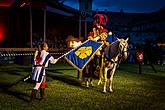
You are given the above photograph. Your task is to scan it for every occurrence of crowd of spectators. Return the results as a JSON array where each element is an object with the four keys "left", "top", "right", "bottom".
[
  {"left": 127, "top": 40, "right": 165, "bottom": 65},
  {"left": 32, "top": 32, "right": 67, "bottom": 50}
]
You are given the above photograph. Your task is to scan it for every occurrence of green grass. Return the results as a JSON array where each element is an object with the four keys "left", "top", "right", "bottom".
[{"left": 0, "top": 63, "right": 165, "bottom": 110}]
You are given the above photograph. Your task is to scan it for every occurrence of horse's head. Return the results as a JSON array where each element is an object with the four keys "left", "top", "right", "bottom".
[{"left": 117, "top": 38, "right": 129, "bottom": 61}]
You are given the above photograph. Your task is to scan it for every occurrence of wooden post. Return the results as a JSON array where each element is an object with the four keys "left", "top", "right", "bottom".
[
  {"left": 79, "top": 16, "right": 81, "bottom": 38},
  {"left": 29, "top": 3, "right": 32, "bottom": 48},
  {"left": 139, "top": 62, "right": 142, "bottom": 74},
  {"left": 43, "top": 8, "right": 46, "bottom": 42}
]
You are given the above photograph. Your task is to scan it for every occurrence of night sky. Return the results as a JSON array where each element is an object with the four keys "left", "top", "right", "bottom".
[{"left": 63, "top": 0, "right": 165, "bottom": 13}]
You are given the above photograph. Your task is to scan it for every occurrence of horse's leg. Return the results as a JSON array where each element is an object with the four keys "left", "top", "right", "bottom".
[
  {"left": 80, "top": 76, "right": 89, "bottom": 87},
  {"left": 109, "top": 63, "right": 117, "bottom": 93},
  {"left": 85, "top": 78, "right": 89, "bottom": 88},
  {"left": 103, "top": 67, "right": 108, "bottom": 93},
  {"left": 89, "top": 78, "right": 94, "bottom": 87}
]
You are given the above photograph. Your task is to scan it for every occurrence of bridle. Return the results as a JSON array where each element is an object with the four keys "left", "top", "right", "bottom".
[{"left": 118, "top": 40, "right": 128, "bottom": 59}]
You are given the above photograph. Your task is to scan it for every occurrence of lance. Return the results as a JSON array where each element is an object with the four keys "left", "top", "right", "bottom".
[{"left": 56, "top": 47, "right": 78, "bottom": 61}]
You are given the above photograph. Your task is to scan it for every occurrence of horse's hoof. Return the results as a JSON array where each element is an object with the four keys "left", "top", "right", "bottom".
[
  {"left": 102, "top": 90, "right": 106, "bottom": 93},
  {"left": 102, "top": 92, "right": 106, "bottom": 94},
  {"left": 86, "top": 85, "right": 89, "bottom": 88},
  {"left": 109, "top": 90, "right": 113, "bottom": 93}
]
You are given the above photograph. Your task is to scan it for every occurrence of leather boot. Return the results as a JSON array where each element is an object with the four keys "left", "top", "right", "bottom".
[
  {"left": 40, "top": 88, "right": 45, "bottom": 99},
  {"left": 30, "top": 89, "right": 37, "bottom": 102}
]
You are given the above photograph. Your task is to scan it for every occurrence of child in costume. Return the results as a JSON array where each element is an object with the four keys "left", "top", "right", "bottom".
[{"left": 30, "top": 42, "right": 58, "bottom": 101}]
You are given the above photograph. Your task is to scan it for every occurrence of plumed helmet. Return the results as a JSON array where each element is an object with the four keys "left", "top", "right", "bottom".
[{"left": 93, "top": 14, "right": 108, "bottom": 26}]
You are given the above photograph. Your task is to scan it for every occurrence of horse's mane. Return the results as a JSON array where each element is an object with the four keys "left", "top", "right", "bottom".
[
  {"left": 104, "top": 40, "right": 119, "bottom": 60},
  {"left": 110, "top": 40, "right": 119, "bottom": 49},
  {"left": 110, "top": 40, "right": 119, "bottom": 58}
]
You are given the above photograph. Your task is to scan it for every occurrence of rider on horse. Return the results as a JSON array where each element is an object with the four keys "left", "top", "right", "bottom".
[
  {"left": 87, "top": 14, "right": 110, "bottom": 85},
  {"left": 88, "top": 14, "right": 109, "bottom": 46}
]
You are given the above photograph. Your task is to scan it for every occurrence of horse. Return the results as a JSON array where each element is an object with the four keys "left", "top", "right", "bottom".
[{"left": 100, "top": 38, "right": 129, "bottom": 93}]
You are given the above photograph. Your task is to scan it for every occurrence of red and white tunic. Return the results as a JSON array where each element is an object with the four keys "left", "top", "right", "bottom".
[{"left": 32, "top": 50, "right": 56, "bottom": 83}]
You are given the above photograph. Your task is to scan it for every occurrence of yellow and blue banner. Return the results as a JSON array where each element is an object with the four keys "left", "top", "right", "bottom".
[{"left": 65, "top": 40, "right": 104, "bottom": 71}]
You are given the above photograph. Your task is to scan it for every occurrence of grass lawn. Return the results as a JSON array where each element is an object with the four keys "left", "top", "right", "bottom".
[{"left": 0, "top": 62, "right": 165, "bottom": 110}]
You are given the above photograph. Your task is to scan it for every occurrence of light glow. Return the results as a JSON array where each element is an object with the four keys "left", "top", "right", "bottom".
[
  {"left": 0, "top": 23, "right": 5, "bottom": 42},
  {"left": 69, "top": 41, "right": 82, "bottom": 48}
]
